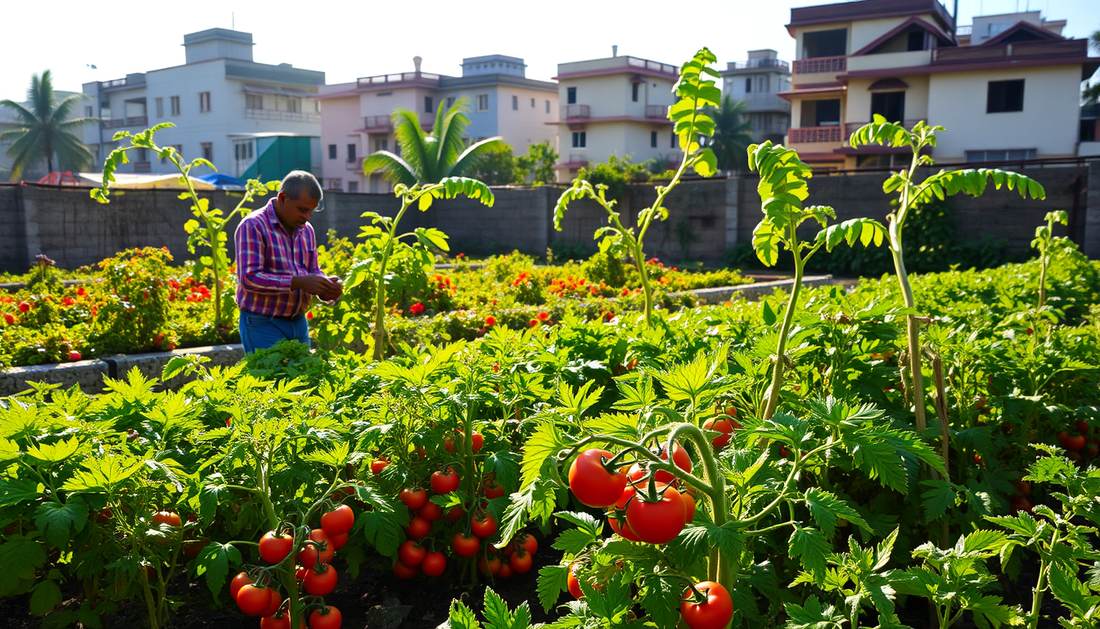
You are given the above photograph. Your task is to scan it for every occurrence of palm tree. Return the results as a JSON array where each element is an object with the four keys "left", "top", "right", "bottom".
[
  {"left": 363, "top": 96, "right": 505, "bottom": 185},
  {"left": 705, "top": 95, "right": 754, "bottom": 173},
  {"left": 0, "top": 70, "right": 94, "bottom": 179},
  {"left": 1084, "top": 29, "right": 1100, "bottom": 106}
]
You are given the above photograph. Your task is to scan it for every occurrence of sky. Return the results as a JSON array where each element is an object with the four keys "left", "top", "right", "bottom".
[{"left": 2, "top": 0, "right": 1097, "bottom": 103}]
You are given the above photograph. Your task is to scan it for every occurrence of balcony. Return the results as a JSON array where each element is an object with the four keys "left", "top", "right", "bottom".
[
  {"left": 98, "top": 75, "right": 146, "bottom": 91},
  {"left": 356, "top": 72, "right": 441, "bottom": 88},
  {"left": 626, "top": 57, "right": 679, "bottom": 76},
  {"left": 792, "top": 56, "right": 847, "bottom": 75},
  {"left": 346, "top": 157, "right": 363, "bottom": 172},
  {"left": 362, "top": 115, "right": 394, "bottom": 132},
  {"left": 132, "top": 161, "right": 151, "bottom": 173},
  {"left": 741, "top": 94, "right": 790, "bottom": 112},
  {"left": 103, "top": 115, "right": 148, "bottom": 129},
  {"left": 788, "top": 126, "right": 842, "bottom": 143},
  {"left": 645, "top": 105, "right": 669, "bottom": 119},
  {"left": 725, "top": 59, "right": 790, "bottom": 72},
  {"left": 561, "top": 104, "right": 590, "bottom": 120},
  {"left": 557, "top": 152, "right": 589, "bottom": 169},
  {"left": 844, "top": 120, "right": 922, "bottom": 139},
  {"left": 931, "top": 39, "right": 1088, "bottom": 65},
  {"left": 244, "top": 109, "right": 320, "bottom": 123}
]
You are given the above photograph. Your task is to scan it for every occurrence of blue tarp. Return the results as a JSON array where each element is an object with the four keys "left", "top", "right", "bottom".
[{"left": 196, "top": 173, "right": 246, "bottom": 189}]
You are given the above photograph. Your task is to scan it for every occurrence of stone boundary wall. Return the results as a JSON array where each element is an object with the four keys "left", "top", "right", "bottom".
[{"left": 1, "top": 163, "right": 1095, "bottom": 273}]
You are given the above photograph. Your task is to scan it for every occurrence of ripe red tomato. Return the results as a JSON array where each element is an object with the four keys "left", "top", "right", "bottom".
[
  {"left": 471, "top": 512, "right": 498, "bottom": 539},
  {"left": 702, "top": 418, "right": 734, "bottom": 450},
  {"left": 452, "top": 533, "right": 480, "bottom": 558},
  {"left": 444, "top": 437, "right": 456, "bottom": 454},
  {"left": 418, "top": 501, "right": 443, "bottom": 522},
  {"left": 607, "top": 486, "right": 641, "bottom": 542},
  {"left": 398, "top": 540, "right": 426, "bottom": 567},
  {"left": 680, "top": 581, "right": 734, "bottom": 629},
  {"left": 261, "top": 588, "right": 282, "bottom": 617},
  {"left": 478, "top": 554, "right": 502, "bottom": 575},
  {"left": 1012, "top": 480, "right": 1031, "bottom": 497},
  {"left": 297, "top": 529, "right": 334, "bottom": 567},
  {"left": 567, "top": 563, "right": 584, "bottom": 599},
  {"left": 1075, "top": 420, "right": 1090, "bottom": 435},
  {"left": 399, "top": 488, "right": 428, "bottom": 510},
  {"left": 331, "top": 533, "right": 348, "bottom": 550},
  {"left": 446, "top": 505, "right": 465, "bottom": 521},
  {"left": 1087, "top": 444, "right": 1099, "bottom": 458},
  {"left": 1009, "top": 496, "right": 1034, "bottom": 514},
  {"left": 309, "top": 606, "right": 342, "bottom": 629},
  {"left": 1065, "top": 434, "right": 1086, "bottom": 451},
  {"left": 1068, "top": 451, "right": 1083, "bottom": 463},
  {"left": 393, "top": 561, "right": 418, "bottom": 579},
  {"left": 260, "top": 615, "right": 293, "bottom": 629},
  {"left": 569, "top": 449, "right": 627, "bottom": 508},
  {"left": 682, "top": 491, "right": 697, "bottom": 524},
  {"left": 656, "top": 441, "right": 692, "bottom": 483},
  {"left": 470, "top": 431, "right": 484, "bottom": 453},
  {"left": 259, "top": 531, "right": 294, "bottom": 564},
  {"left": 304, "top": 563, "right": 338, "bottom": 596},
  {"left": 370, "top": 459, "right": 389, "bottom": 475},
  {"left": 1058, "top": 431, "right": 1070, "bottom": 446},
  {"left": 229, "top": 572, "right": 253, "bottom": 600},
  {"left": 320, "top": 504, "right": 355, "bottom": 537},
  {"left": 152, "top": 511, "right": 181, "bottom": 528},
  {"left": 625, "top": 486, "right": 686, "bottom": 544},
  {"left": 508, "top": 550, "right": 533, "bottom": 574},
  {"left": 405, "top": 516, "right": 431, "bottom": 540},
  {"left": 498, "top": 563, "right": 514, "bottom": 578},
  {"left": 420, "top": 551, "right": 446, "bottom": 577},
  {"left": 236, "top": 583, "right": 273, "bottom": 616},
  {"left": 431, "top": 468, "right": 460, "bottom": 494},
  {"left": 518, "top": 533, "right": 538, "bottom": 555},
  {"left": 484, "top": 479, "right": 506, "bottom": 499}
]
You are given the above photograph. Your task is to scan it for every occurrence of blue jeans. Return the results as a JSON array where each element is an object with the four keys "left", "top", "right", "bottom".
[{"left": 239, "top": 310, "right": 310, "bottom": 354}]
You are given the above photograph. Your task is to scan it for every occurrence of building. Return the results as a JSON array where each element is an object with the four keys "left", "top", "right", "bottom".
[
  {"left": 780, "top": 0, "right": 1099, "bottom": 169},
  {"left": 82, "top": 28, "right": 324, "bottom": 181},
  {"left": 551, "top": 53, "right": 680, "bottom": 182},
  {"left": 720, "top": 50, "right": 792, "bottom": 144},
  {"left": 0, "top": 90, "right": 86, "bottom": 181},
  {"left": 318, "top": 55, "right": 558, "bottom": 193}
]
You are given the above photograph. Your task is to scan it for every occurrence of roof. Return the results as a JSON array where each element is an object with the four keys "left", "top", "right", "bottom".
[
  {"left": 981, "top": 21, "right": 1065, "bottom": 46},
  {"left": 850, "top": 16, "right": 955, "bottom": 56},
  {"left": 787, "top": 0, "right": 955, "bottom": 37},
  {"left": 183, "top": 28, "right": 253, "bottom": 46}
]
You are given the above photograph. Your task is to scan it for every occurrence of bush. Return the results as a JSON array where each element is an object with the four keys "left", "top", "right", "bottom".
[{"left": 577, "top": 154, "right": 652, "bottom": 200}]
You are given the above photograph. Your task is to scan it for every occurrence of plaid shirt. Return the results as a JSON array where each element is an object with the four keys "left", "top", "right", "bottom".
[{"left": 234, "top": 199, "right": 323, "bottom": 317}]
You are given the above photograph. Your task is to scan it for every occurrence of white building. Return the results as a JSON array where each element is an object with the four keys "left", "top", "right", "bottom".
[
  {"left": 82, "top": 28, "right": 324, "bottom": 181},
  {"left": 720, "top": 50, "right": 792, "bottom": 144}
]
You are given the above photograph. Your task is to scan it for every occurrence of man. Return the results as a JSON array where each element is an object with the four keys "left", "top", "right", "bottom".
[{"left": 235, "top": 170, "right": 342, "bottom": 353}]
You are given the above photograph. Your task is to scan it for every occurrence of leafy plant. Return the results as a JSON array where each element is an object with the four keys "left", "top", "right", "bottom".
[
  {"left": 1031, "top": 210, "right": 1070, "bottom": 309},
  {"left": 516, "top": 141, "right": 558, "bottom": 185},
  {"left": 554, "top": 47, "right": 721, "bottom": 328}
]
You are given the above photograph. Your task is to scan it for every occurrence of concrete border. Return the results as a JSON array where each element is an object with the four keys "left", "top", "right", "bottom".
[{"left": 0, "top": 275, "right": 835, "bottom": 397}]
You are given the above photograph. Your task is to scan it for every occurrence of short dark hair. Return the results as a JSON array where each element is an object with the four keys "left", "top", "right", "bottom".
[{"left": 280, "top": 170, "right": 323, "bottom": 202}]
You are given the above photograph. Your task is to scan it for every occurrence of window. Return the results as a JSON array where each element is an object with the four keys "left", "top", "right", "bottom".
[
  {"left": 199, "top": 92, "right": 211, "bottom": 113},
  {"left": 288, "top": 97, "right": 301, "bottom": 113},
  {"left": 85, "top": 105, "right": 94, "bottom": 117},
  {"left": 170, "top": 96, "right": 180, "bottom": 116},
  {"left": 201, "top": 142, "right": 213, "bottom": 161},
  {"left": 987, "top": 79, "right": 1024, "bottom": 113},
  {"left": 135, "top": 148, "right": 148, "bottom": 162},
  {"left": 632, "top": 83, "right": 639, "bottom": 102},
  {"left": 802, "top": 28, "right": 848, "bottom": 57},
  {"left": 671, "top": 130, "right": 677, "bottom": 149},
  {"left": 870, "top": 91, "right": 905, "bottom": 122},
  {"left": 512, "top": 95, "right": 518, "bottom": 110},
  {"left": 545, "top": 100, "right": 550, "bottom": 113},
  {"left": 327, "top": 178, "right": 342, "bottom": 190},
  {"left": 154, "top": 98, "right": 163, "bottom": 117},
  {"left": 446, "top": 96, "right": 455, "bottom": 108},
  {"left": 907, "top": 30, "right": 925, "bottom": 51},
  {"left": 571, "top": 131, "right": 586, "bottom": 148},
  {"left": 801, "top": 99, "right": 841, "bottom": 126},
  {"left": 531, "top": 98, "right": 535, "bottom": 108},
  {"left": 745, "top": 78, "right": 752, "bottom": 94},
  {"left": 233, "top": 143, "right": 253, "bottom": 161},
  {"left": 328, "top": 144, "right": 337, "bottom": 160},
  {"left": 374, "top": 138, "right": 388, "bottom": 152},
  {"left": 651, "top": 131, "right": 658, "bottom": 147},
  {"left": 425, "top": 96, "right": 433, "bottom": 113},
  {"left": 477, "top": 94, "right": 489, "bottom": 111},
  {"left": 965, "top": 148, "right": 1036, "bottom": 163},
  {"left": 347, "top": 144, "right": 357, "bottom": 163},
  {"left": 246, "top": 94, "right": 263, "bottom": 110},
  {"left": 347, "top": 181, "right": 359, "bottom": 193},
  {"left": 567, "top": 87, "right": 576, "bottom": 105}
]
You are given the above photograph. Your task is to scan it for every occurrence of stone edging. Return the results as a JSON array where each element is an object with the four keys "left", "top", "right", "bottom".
[{"left": 0, "top": 275, "right": 836, "bottom": 397}]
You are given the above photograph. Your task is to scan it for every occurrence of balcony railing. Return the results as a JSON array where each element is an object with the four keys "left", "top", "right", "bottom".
[
  {"left": 742, "top": 94, "right": 790, "bottom": 112},
  {"left": 132, "top": 161, "right": 151, "bottom": 173},
  {"left": 932, "top": 39, "right": 1087, "bottom": 65},
  {"left": 844, "top": 120, "right": 922, "bottom": 138},
  {"left": 561, "top": 104, "right": 590, "bottom": 119},
  {"left": 955, "top": 25, "right": 973, "bottom": 36},
  {"left": 244, "top": 109, "right": 320, "bottom": 123},
  {"left": 357, "top": 72, "right": 441, "bottom": 88},
  {"left": 645, "top": 105, "right": 669, "bottom": 119},
  {"left": 788, "top": 126, "right": 843, "bottom": 143},
  {"left": 99, "top": 75, "right": 146, "bottom": 90},
  {"left": 346, "top": 157, "right": 363, "bottom": 171},
  {"left": 625, "top": 57, "right": 679, "bottom": 75},
  {"left": 103, "top": 115, "right": 148, "bottom": 129},
  {"left": 362, "top": 115, "right": 393, "bottom": 131},
  {"left": 792, "top": 56, "right": 847, "bottom": 75},
  {"left": 560, "top": 152, "right": 588, "bottom": 167},
  {"left": 726, "top": 59, "right": 790, "bottom": 71}
]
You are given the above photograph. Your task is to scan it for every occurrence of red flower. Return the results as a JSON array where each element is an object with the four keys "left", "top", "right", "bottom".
[
  {"left": 3, "top": 313, "right": 14, "bottom": 325},
  {"left": 621, "top": 288, "right": 631, "bottom": 297},
  {"left": 62, "top": 297, "right": 75, "bottom": 306},
  {"left": 647, "top": 257, "right": 659, "bottom": 265},
  {"left": 604, "top": 311, "right": 615, "bottom": 321},
  {"left": 69, "top": 351, "right": 81, "bottom": 361},
  {"left": 76, "top": 287, "right": 86, "bottom": 297},
  {"left": 537, "top": 311, "right": 550, "bottom": 322},
  {"left": 17, "top": 301, "right": 30, "bottom": 313},
  {"left": 409, "top": 303, "right": 425, "bottom": 315},
  {"left": 307, "top": 311, "right": 314, "bottom": 320},
  {"left": 529, "top": 319, "right": 538, "bottom": 327},
  {"left": 485, "top": 316, "right": 496, "bottom": 327},
  {"left": 92, "top": 306, "right": 98, "bottom": 316}
]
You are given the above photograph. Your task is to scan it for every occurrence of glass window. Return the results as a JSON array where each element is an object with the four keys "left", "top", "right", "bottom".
[
  {"left": 571, "top": 131, "right": 586, "bottom": 148},
  {"left": 512, "top": 95, "right": 518, "bottom": 110},
  {"left": 651, "top": 131, "right": 657, "bottom": 147},
  {"left": 199, "top": 92, "right": 211, "bottom": 113},
  {"left": 154, "top": 98, "right": 163, "bottom": 117},
  {"left": 987, "top": 80, "right": 1024, "bottom": 113},
  {"left": 347, "top": 144, "right": 357, "bottom": 162},
  {"left": 170, "top": 96, "right": 180, "bottom": 116},
  {"left": 425, "top": 96, "right": 433, "bottom": 113},
  {"left": 477, "top": 94, "right": 489, "bottom": 111},
  {"left": 201, "top": 142, "right": 213, "bottom": 161},
  {"left": 567, "top": 87, "right": 576, "bottom": 105},
  {"left": 870, "top": 91, "right": 905, "bottom": 122},
  {"left": 328, "top": 144, "right": 337, "bottom": 160}
]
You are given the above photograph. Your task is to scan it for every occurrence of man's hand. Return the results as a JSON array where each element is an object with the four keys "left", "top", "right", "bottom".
[
  {"left": 292, "top": 275, "right": 341, "bottom": 299},
  {"left": 323, "top": 276, "right": 344, "bottom": 302}
]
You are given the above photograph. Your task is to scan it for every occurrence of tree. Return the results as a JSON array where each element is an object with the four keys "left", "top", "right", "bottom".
[
  {"left": 465, "top": 142, "right": 518, "bottom": 185},
  {"left": 705, "top": 95, "right": 754, "bottom": 173},
  {"left": 577, "top": 154, "right": 651, "bottom": 201},
  {"left": 1084, "top": 29, "right": 1100, "bottom": 106},
  {"left": 516, "top": 141, "right": 558, "bottom": 184},
  {"left": 362, "top": 96, "right": 505, "bottom": 185},
  {"left": 0, "top": 70, "right": 94, "bottom": 180}
]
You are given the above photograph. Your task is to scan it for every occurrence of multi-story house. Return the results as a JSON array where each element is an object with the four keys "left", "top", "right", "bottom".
[
  {"left": 318, "top": 55, "right": 558, "bottom": 193},
  {"left": 551, "top": 53, "right": 680, "bottom": 182},
  {"left": 720, "top": 50, "right": 792, "bottom": 144},
  {"left": 82, "top": 28, "right": 324, "bottom": 181},
  {"left": 780, "top": 0, "right": 1099, "bottom": 169}
]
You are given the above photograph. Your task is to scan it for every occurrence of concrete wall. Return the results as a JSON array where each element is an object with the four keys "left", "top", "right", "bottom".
[{"left": 1, "top": 163, "right": 1096, "bottom": 273}]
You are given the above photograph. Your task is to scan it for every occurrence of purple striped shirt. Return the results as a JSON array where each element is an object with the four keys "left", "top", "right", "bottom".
[{"left": 234, "top": 199, "right": 323, "bottom": 317}]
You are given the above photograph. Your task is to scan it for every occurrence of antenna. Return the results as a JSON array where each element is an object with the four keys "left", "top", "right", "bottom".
[{"left": 232, "top": 12, "right": 235, "bottom": 29}]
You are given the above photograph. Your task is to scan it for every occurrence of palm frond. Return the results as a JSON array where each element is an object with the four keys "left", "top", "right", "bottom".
[
  {"left": 28, "top": 71, "right": 56, "bottom": 121},
  {"left": 51, "top": 130, "right": 94, "bottom": 171},
  {"left": 448, "top": 137, "right": 507, "bottom": 179},
  {"left": 392, "top": 109, "right": 435, "bottom": 182},
  {"left": 363, "top": 150, "right": 418, "bottom": 187},
  {"left": 5, "top": 127, "right": 47, "bottom": 180},
  {"left": 435, "top": 96, "right": 472, "bottom": 172},
  {"left": 51, "top": 93, "right": 90, "bottom": 123},
  {"left": 0, "top": 100, "right": 40, "bottom": 125}
]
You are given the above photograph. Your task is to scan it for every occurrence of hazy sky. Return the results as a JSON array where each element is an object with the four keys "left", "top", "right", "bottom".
[{"left": 3, "top": 0, "right": 1097, "bottom": 103}]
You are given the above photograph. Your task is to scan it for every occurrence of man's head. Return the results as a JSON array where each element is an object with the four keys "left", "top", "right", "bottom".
[{"left": 275, "top": 170, "right": 323, "bottom": 229}]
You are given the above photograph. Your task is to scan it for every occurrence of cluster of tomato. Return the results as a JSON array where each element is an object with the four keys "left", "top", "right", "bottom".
[
  {"left": 228, "top": 504, "right": 355, "bottom": 629},
  {"left": 1058, "top": 420, "right": 1098, "bottom": 462}
]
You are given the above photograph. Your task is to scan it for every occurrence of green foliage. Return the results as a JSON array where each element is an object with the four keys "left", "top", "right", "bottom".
[
  {"left": 465, "top": 142, "right": 519, "bottom": 186},
  {"left": 706, "top": 95, "right": 754, "bottom": 173},
  {"left": 0, "top": 70, "right": 94, "bottom": 179},
  {"left": 576, "top": 154, "right": 652, "bottom": 202},
  {"left": 516, "top": 141, "right": 558, "bottom": 184}
]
